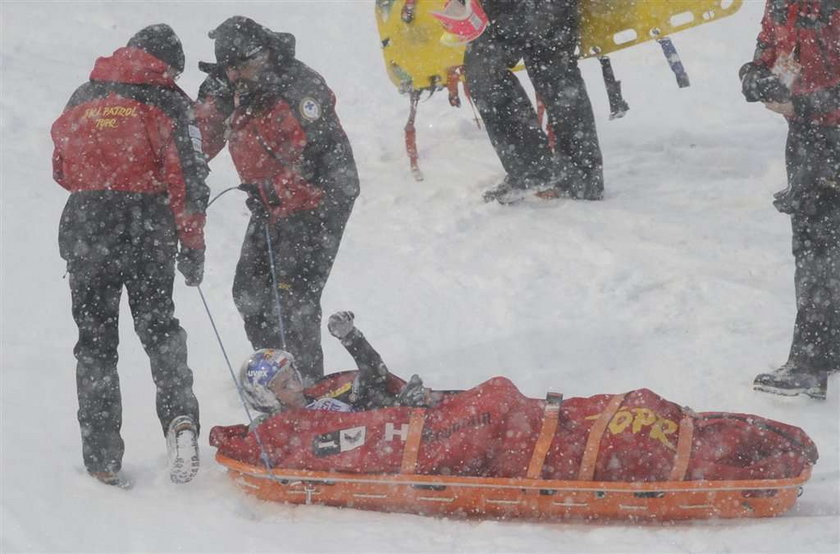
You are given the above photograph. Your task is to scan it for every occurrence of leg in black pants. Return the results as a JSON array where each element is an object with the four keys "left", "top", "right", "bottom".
[
  {"left": 70, "top": 263, "right": 124, "bottom": 473},
  {"left": 788, "top": 207, "right": 840, "bottom": 373},
  {"left": 124, "top": 253, "right": 199, "bottom": 435},
  {"left": 464, "top": 32, "right": 553, "bottom": 185},
  {"left": 233, "top": 203, "right": 353, "bottom": 383},
  {"left": 525, "top": 25, "right": 604, "bottom": 199}
]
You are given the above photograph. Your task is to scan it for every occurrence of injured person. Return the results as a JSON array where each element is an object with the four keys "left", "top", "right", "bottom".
[{"left": 211, "top": 312, "right": 818, "bottom": 483}]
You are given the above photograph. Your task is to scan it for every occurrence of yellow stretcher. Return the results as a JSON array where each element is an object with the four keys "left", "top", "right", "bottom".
[{"left": 374, "top": 0, "right": 743, "bottom": 179}]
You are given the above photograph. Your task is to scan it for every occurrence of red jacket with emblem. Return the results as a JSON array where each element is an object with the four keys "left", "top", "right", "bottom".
[
  {"left": 210, "top": 376, "right": 817, "bottom": 482},
  {"left": 51, "top": 47, "right": 209, "bottom": 250},
  {"left": 196, "top": 39, "right": 359, "bottom": 219},
  {"left": 753, "top": 0, "right": 840, "bottom": 125}
]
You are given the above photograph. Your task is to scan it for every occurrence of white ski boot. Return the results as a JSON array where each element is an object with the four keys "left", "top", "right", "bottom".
[{"left": 166, "top": 415, "right": 199, "bottom": 483}]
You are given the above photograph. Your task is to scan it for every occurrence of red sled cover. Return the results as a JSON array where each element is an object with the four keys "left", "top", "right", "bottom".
[{"left": 210, "top": 377, "right": 818, "bottom": 483}]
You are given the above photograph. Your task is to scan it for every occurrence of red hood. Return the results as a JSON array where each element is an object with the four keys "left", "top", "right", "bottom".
[{"left": 89, "top": 46, "right": 178, "bottom": 87}]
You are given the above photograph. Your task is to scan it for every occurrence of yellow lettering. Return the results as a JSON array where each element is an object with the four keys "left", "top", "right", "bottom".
[
  {"left": 649, "top": 417, "right": 678, "bottom": 451},
  {"left": 608, "top": 410, "right": 633, "bottom": 434},
  {"left": 95, "top": 118, "right": 118, "bottom": 129},
  {"left": 99, "top": 106, "right": 138, "bottom": 118},
  {"left": 631, "top": 408, "right": 657, "bottom": 433}
]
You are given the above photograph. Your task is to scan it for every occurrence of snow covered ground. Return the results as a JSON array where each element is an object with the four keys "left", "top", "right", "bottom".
[{"left": 1, "top": 1, "right": 838, "bottom": 552}]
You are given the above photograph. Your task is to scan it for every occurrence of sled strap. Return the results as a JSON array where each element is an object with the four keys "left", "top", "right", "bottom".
[
  {"left": 405, "top": 90, "right": 423, "bottom": 181},
  {"left": 657, "top": 37, "right": 690, "bottom": 89},
  {"left": 446, "top": 66, "right": 462, "bottom": 108},
  {"left": 578, "top": 393, "right": 627, "bottom": 481},
  {"left": 668, "top": 415, "right": 695, "bottom": 481},
  {"left": 598, "top": 56, "right": 630, "bottom": 120},
  {"left": 400, "top": 409, "right": 426, "bottom": 474},
  {"left": 526, "top": 400, "right": 561, "bottom": 479}
]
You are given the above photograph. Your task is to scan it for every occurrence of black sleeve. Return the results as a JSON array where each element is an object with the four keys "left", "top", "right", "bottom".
[
  {"left": 793, "top": 82, "right": 840, "bottom": 119},
  {"left": 341, "top": 329, "right": 397, "bottom": 410}
]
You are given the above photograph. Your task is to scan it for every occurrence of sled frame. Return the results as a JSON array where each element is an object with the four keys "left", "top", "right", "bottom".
[{"left": 217, "top": 453, "right": 810, "bottom": 522}]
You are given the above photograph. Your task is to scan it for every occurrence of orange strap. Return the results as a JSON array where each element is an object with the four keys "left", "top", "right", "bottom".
[
  {"left": 577, "top": 393, "right": 627, "bottom": 481},
  {"left": 446, "top": 66, "right": 462, "bottom": 108},
  {"left": 668, "top": 415, "right": 695, "bottom": 481},
  {"left": 526, "top": 402, "right": 561, "bottom": 479},
  {"left": 400, "top": 409, "right": 426, "bottom": 474},
  {"left": 404, "top": 90, "right": 422, "bottom": 180}
]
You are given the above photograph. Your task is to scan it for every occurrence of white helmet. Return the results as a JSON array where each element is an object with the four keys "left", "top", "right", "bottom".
[{"left": 239, "top": 349, "right": 298, "bottom": 413}]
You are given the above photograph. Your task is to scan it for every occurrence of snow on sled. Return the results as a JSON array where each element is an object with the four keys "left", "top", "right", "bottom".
[{"left": 211, "top": 377, "right": 817, "bottom": 522}]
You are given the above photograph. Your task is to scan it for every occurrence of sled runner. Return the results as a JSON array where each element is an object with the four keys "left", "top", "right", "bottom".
[
  {"left": 375, "top": 0, "right": 744, "bottom": 179},
  {"left": 216, "top": 453, "right": 811, "bottom": 522}
]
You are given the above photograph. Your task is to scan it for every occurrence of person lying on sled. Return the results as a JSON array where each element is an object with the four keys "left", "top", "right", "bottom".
[
  {"left": 237, "top": 312, "right": 438, "bottom": 428},
  {"left": 213, "top": 312, "right": 818, "bottom": 483}
]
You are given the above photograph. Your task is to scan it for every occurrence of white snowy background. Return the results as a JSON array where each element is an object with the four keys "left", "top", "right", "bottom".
[{"left": 1, "top": 1, "right": 838, "bottom": 552}]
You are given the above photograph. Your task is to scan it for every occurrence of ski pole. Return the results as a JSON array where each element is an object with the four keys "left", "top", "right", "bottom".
[
  {"left": 263, "top": 222, "right": 288, "bottom": 350},
  {"left": 196, "top": 284, "right": 275, "bottom": 471}
]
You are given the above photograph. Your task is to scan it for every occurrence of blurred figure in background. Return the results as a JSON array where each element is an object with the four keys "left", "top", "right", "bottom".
[
  {"left": 739, "top": 0, "right": 839, "bottom": 400},
  {"left": 455, "top": 0, "right": 604, "bottom": 204}
]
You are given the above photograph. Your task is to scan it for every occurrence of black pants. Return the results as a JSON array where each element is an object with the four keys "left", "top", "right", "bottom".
[
  {"left": 233, "top": 202, "right": 353, "bottom": 383},
  {"left": 464, "top": 0, "right": 603, "bottom": 198},
  {"left": 62, "top": 192, "right": 199, "bottom": 473},
  {"left": 781, "top": 123, "right": 840, "bottom": 374}
]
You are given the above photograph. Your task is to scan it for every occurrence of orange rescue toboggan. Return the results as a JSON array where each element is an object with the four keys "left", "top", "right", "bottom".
[{"left": 215, "top": 392, "right": 812, "bottom": 522}]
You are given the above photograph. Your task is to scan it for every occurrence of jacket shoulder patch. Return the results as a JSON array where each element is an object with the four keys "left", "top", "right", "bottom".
[{"left": 299, "top": 96, "right": 322, "bottom": 121}]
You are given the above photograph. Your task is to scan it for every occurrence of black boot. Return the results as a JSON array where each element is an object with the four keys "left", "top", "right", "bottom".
[{"left": 753, "top": 363, "right": 828, "bottom": 400}]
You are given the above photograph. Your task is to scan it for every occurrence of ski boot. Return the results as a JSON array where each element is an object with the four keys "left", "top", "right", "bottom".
[
  {"left": 166, "top": 415, "right": 200, "bottom": 483},
  {"left": 89, "top": 470, "right": 133, "bottom": 489},
  {"left": 482, "top": 176, "right": 514, "bottom": 203},
  {"left": 753, "top": 364, "right": 828, "bottom": 400}
]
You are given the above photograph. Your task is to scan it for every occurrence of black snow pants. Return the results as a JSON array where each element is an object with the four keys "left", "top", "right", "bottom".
[
  {"left": 464, "top": 0, "right": 603, "bottom": 199},
  {"left": 232, "top": 200, "right": 354, "bottom": 383},
  {"left": 60, "top": 192, "right": 200, "bottom": 473},
  {"left": 778, "top": 123, "right": 840, "bottom": 374}
]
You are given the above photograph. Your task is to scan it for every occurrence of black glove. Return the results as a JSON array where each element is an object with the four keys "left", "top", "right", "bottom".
[
  {"left": 198, "top": 61, "right": 234, "bottom": 118},
  {"left": 739, "top": 62, "right": 790, "bottom": 103},
  {"left": 396, "top": 374, "right": 429, "bottom": 407},
  {"left": 328, "top": 311, "right": 356, "bottom": 339},
  {"left": 239, "top": 183, "right": 274, "bottom": 222},
  {"left": 177, "top": 247, "right": 205, "bottom": 286}
]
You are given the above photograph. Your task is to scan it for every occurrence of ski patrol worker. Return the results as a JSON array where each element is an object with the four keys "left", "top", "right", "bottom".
[
  {"left": 740, "top": 0, "right": 840, "bottom": 399},
  {"left": 196, "top": 17, "right": 359, "bottom": 385},
  {"left": 51, "top": 24, "right": 208, "bottom": 487}
]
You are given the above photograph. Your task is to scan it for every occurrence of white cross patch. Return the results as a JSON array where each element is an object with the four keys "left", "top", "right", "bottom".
[{"left": 299, "top": 97, "right": 322, "bottom": 122}]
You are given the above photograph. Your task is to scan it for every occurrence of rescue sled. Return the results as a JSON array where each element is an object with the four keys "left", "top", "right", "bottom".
[{"left": 216, "top": 454, "right": 811, "bottom": 522}]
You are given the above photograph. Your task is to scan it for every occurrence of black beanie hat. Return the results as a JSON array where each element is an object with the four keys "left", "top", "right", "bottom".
[
  {"left": 127, "top": 24, "right": 185, "bottom": 74},
  {"left": 209, "top": 16, "right": 271, "bottom": 68}
]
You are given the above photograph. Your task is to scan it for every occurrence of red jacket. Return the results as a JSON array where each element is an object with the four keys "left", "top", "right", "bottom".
[
  {"left": 51, "top": 47, "right": 208, "bottom": 249},
  {"left": 210, "top": 377, "right": 818, "bottom": 483},
  {"left": 754, "top": 0, "right": 840, "bottom": 125},
  {"left": 196, "top": 54, "right": 359, "bottom": 219}
]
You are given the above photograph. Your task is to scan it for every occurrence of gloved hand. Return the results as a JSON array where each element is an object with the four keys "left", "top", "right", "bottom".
[
  {"left": 396, "top": 374, "right": 429, "bottom": 407},
  {"left": 177, "top": 247, "right": 205, "bottom": 286},
  {"left": 239, "top": 183, "right": 273, "bottom": 222},
  {"left": 739, "top": 62, "right": 790, "bottom": 104},
  {"left": 328, "top": 311, "right": 356, "bottom": 339},
  {"left": 198, "top": 61, "right": 234, "bottom": 118}
]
